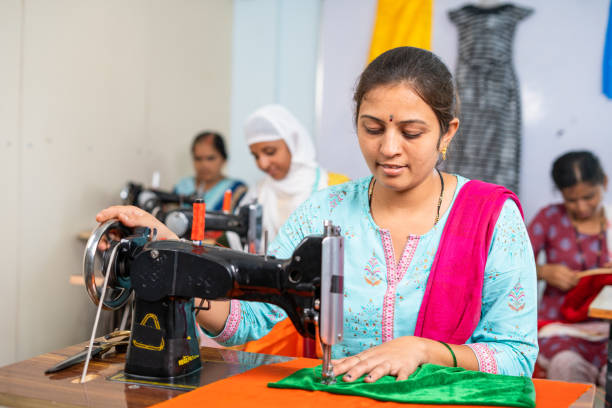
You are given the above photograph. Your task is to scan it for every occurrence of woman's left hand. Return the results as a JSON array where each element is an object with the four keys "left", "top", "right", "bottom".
[{"left": 332, "top": 336, "right": 428, "bottom": 382}]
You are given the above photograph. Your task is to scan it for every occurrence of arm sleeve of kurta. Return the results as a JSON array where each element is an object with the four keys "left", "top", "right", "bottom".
[
  {"left": 202, "top": 197, "right": 322, "bottom": 345},
  {"left": 466, "top": 200, "right": 539, "bottom": 377},
  {"left": 203, "top": 299, "right": 289, "bottom": 346},
  {"left": 267, "top": 198, "right": 322, "bottom": 258}
]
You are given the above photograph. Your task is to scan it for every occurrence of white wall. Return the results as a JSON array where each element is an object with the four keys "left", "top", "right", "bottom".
[
  {"left": 0, "top": 0, "right": 22, "bottom": 371},
  {"left": 227, "top": 0, "right": 321, "bottom": 187},
  {"left": 0, "top": 0, "right": 233, "bottom": 365},
  {"left": 317, "top": 0, "right": 612, "bottom": 221},
  {"left": 317, "top": 0, "right": 377, "bottom": 180}
]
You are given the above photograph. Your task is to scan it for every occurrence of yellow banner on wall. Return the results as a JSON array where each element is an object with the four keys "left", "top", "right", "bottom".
[{"left": 368, "top": 0, "right": 433, "bottom": 63}]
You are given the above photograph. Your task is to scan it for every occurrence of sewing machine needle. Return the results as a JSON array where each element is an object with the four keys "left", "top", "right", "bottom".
[
  {"left": 321, "top": 344, "right": 335, "bottom": 384},
  {"left": 80, "top": 244, "right": 119, "bottom": 383}
]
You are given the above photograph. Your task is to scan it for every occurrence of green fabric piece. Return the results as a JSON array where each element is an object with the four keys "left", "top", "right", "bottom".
[{"left": 268, "top": 364, "right": 535, "bottom": 407}]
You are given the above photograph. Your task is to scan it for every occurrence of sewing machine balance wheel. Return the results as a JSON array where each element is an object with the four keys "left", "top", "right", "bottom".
[{"left": 83, "top": 219, "right": 133, "bottom": 310}]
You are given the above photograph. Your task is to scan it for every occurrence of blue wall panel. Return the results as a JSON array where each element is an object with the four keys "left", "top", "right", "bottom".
[{"left": 228, "top": 0, "right": 321, "bottom": 186}]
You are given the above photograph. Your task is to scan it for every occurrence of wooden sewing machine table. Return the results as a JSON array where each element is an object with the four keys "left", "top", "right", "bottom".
[
  {"left": 0, "top": 343, "right": 279, "bottom": 408},
  {"left": 0, "top": 343, "right": 596, "bottom": 408}
]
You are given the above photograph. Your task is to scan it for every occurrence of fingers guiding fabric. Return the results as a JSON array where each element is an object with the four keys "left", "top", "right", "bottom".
[
  {"left": 334, "top": 347, "right": 425, "bottom": 383},
  {"left": 344, "top": 355, "right": 388, "bottom": 383},
  {"left": 364, "top": 361, "right": 392, "bottom": 383}
]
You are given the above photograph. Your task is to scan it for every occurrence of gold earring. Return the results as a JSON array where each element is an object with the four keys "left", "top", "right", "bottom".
[{"left": 441, "top": 147, "right": 447, "bottom": 161}]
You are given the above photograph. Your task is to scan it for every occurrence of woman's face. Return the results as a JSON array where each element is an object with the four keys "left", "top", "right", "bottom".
[
  {"left": 561, "top": 181, "right": 606, "bottom": 221},
  {"left": 249, "top": 139, "right": 292, "bottom": 180},
  {"left": 192, "top": 139, "right": 225, "bottom": 183},
  {"left": 357, "top": 83, "right": 458, "bottom": 192}
]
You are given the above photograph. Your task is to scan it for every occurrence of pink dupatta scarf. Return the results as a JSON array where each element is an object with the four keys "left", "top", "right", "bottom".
[{"left": 414, "top": 180, "right": 523, "bottom": 344}]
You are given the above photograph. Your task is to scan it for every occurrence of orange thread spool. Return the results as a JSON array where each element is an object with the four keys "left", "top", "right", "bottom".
[
  {"left": 222, "top": 189, "right": 232, "bottom": 213},
  {"left": 191, "top": 199, "right": 206, "bottom": 242}
]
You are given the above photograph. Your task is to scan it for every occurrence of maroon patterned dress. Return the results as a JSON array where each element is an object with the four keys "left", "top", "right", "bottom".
[{"left": 528, "top": 204, "right": 610, "bottom": 369}]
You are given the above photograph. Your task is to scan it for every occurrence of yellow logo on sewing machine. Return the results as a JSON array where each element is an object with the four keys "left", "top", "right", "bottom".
[
  {"left": 177, "top": 355, "right": 199, "bottom": 366},
  {"left": 132, "top": 313, "right": 166, "bottom": 351}
]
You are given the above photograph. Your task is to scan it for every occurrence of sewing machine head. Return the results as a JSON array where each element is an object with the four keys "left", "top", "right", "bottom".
[
  {"left": 119, "top": 182, "right": 196, "bottom": 215},
  {"left": 163, "top": 202, "right": 263, "bottom": 253},
  {"left": 119, "top": 182, "right": 263, "bottom": 252},
  {"left": 83, "top": 219, "right": 343, "bottom": 383}
]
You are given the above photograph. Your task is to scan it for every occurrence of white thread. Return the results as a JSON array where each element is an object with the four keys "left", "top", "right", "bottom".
[{"left": 81, "top": 243, "right": 120, "bottom": 383}]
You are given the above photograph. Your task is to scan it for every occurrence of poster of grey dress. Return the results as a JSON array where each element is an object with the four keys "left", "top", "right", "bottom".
[{"left": 442, "top": 3, "right": 533, "bottom": 193}]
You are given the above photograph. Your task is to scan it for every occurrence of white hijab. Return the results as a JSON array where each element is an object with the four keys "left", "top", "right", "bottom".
[{"left": 245, "top": 104, "right": 327, "bottom": 240}]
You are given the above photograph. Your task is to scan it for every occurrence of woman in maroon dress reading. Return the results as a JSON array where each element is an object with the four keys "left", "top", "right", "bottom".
[{"left": 529, "top": 151, "right": 611, "bottom": 384}]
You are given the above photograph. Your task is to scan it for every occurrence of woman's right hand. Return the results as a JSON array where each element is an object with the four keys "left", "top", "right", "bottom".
[
  {"left": 538, "top": 264, "right": 580, "bottom": 291},
  {"left": 96, "top": 205, "right": 179, "bottom": 241}
]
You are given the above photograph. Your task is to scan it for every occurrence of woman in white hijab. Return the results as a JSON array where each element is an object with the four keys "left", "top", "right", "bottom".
[
  {"left": 231, "top": 104, "right": 348, "bottom": 357},
  {"left": 243, "top": 104, "right": 348, "bottom": 241}
]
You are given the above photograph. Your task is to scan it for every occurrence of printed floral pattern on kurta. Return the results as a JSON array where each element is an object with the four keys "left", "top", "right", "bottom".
[
  {"left": 508, "top": 282, "right": 526, "bottom": 312},
  {"left": 364, "top": 254, "right": 383, "bottom": 286},
  {"left": 209, "top": 176, "right": 538, "bottom": 377}
]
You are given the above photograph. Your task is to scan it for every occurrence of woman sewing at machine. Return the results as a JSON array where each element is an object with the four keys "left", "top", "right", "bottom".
[
  {"left": 174, "top": 131, "right": 247, "bottom": 212},
  {"left": 240, "top": 104, "right": 349, "bottom": 241},
  {"left": 528, "top": 151, "right": 611, "bottom": 384},
  {"left": 97, "top": 46, "right": 538, "bottom": 380}
]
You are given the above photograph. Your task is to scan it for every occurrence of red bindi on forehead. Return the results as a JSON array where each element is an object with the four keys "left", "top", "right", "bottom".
[{"left": 389, "top": 114, "right": 393, "bottom": 122}]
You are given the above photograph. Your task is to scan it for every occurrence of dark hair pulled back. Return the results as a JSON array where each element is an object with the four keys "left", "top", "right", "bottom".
[
  {"left": 191, "top": 131, "right": 228, "bottom": 160},
  {"left": 353, "top": 47, "right": 459, "bottom": 136},
  {"left": 551, "top": 151, "right": 606, "bottom": 190}
]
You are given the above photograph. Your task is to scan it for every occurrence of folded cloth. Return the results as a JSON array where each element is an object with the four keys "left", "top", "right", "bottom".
[
  {"left": 561, "top": 274, "right": 612, "bottom": 322},
  {"left": 269, "top": 364, "right": 535, "bottom": 408}
]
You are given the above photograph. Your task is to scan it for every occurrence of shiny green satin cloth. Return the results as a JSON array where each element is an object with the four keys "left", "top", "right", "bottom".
[{"left": 268, "top": 364, "right": 535, "bottom": 407}]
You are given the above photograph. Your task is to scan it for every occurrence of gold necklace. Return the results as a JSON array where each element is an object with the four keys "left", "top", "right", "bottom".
[{"left": 368, "top": 169, "right": 445, "bottom": 226}]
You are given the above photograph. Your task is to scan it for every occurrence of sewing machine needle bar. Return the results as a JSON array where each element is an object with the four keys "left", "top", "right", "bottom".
[{"left": 321, "top": 344, "right": 335, "bottom": 384}]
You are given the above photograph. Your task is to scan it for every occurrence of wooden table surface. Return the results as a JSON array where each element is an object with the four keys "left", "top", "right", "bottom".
[
  {"left": 0, "top": 343, "right": 595, "bottom": 408},
  {"left": 0, "top": 343, "right": 288, "bottom": 408}
]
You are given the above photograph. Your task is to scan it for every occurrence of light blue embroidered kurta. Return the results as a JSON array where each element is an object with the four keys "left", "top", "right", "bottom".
[
  {"left": 173, "top": 176, "right": 246, "bottom": 211},
  {"left": 209, "top": 176, "right": 538, "bottom": 376}
]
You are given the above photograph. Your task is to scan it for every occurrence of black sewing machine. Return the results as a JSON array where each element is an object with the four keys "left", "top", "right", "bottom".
[
  {"left": 119, "top": 182, "right": 196, "bottom": 215},
  {"left": 82, "top": 218, "right": 344, "bottom": 384},
  {"left": 163, "top": 202, "right": 263, "bottom": 253},
  {"left": 119, "top": 181, "right": 263, "bottom": 252}
]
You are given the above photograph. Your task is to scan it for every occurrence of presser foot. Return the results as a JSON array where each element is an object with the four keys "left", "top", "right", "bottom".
[
  {"left": 320, "top": 344, "right": 336, "bottom": 385},
  {"left": 321, "top": 369, "right": 336, "bottom": 385}
]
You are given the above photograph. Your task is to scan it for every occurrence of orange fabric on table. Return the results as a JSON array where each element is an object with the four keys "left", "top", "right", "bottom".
[{"left": 150, "top": 357, "right": 592, "bottom": 408}]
